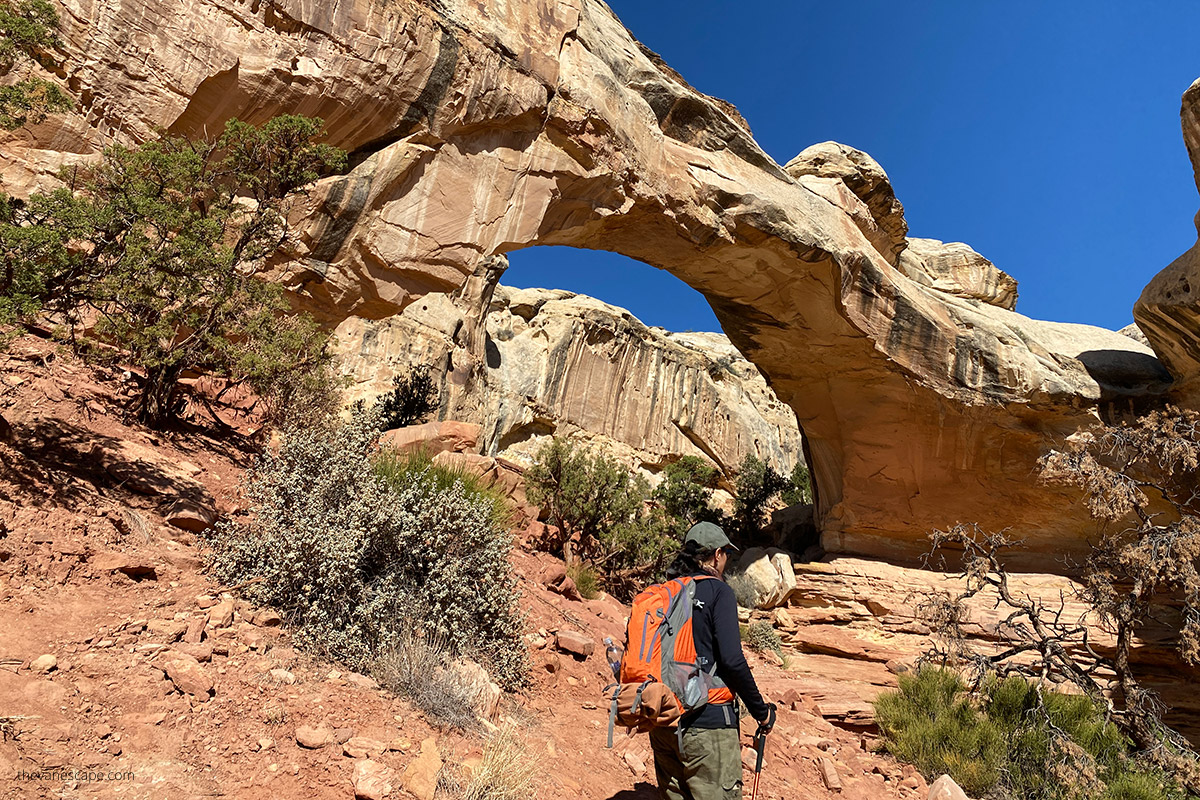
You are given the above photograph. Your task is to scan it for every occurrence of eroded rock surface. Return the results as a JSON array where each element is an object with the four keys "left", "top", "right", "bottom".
[
  {"left": 339, "top": 275, "right": 803, "bottom": 479},
  {"left": 1135, "top": 79, "right": 1200, "bottom": 407},
  {"left": 897, "top": 238, "right": 1018, "bottom": 310},
  {"left": 5, "top": 0, "right": 1175, "bottom": 563}
]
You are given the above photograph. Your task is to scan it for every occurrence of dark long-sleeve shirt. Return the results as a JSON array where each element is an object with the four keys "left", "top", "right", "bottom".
[{"left": 679, "top": 570, "right": 769, "bottom": 729}]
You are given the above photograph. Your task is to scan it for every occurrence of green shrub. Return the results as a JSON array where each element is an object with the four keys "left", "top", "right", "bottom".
[
  {"left": 652, "top": 456, "right": 722, "bottom": 532},
  {"left": 525, "top": 437, "right": 677, "bottom": 572},
  {"left": 732, "top": 454, "right": 789, "bottom": 537},
  {"left": 875, "top": 668, "right": 1191, "bottom": 800},
  {"left": 207, "top": 408, "right": 527, "bottom": 691},
  {"left": 373, "top": 365, "right": 438, "bottom": 430},
  {"left": 781, "top": 461, "right": 813, "bottom": 506},
  {"left": 874, "top": 667, "right": 1003, "bottom": 796},
  {"left": 0, "top": 116, "right": 344, "bottom": 425},
  {"left": 725, "top": 570, "right": 760, "bottom": 610},
  {"left": 566, "top": 562, "right": 599, "bottom": 600},
  {"left": 0, "top": 0, "right": 72, "bottom": 132},
  {"left": 745, "top": 619, "right": 787, "bottom": 666}
]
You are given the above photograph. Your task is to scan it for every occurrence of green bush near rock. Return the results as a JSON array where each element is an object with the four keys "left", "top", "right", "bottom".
[
  {"left": 206, "top": 408, "right": 528, "bottom": 695},
  {"left": 875, "top": 667, "right": 1190, "bottom": 800}
]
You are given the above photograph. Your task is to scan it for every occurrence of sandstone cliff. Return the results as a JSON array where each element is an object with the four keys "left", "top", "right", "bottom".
[
  {"left": 3, "top": 0, "right": 1177, "bottom": 564},
  {"left": 337, "top": 266, "right": 803, "bottom": 480}
]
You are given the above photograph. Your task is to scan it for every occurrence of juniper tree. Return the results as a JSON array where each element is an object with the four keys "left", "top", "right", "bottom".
[{"left": 0, "top": 116, "right": 346, "bottom": 426}]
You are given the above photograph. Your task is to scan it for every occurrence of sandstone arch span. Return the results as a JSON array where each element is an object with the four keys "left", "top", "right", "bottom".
[{"left": 10, "top": 0, "right": 1173, "bottom": 564}]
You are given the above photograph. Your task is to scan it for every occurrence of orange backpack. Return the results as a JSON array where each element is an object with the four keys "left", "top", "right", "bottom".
[{"left": 604, "top": 576, "right": 734, "bottom": 747}]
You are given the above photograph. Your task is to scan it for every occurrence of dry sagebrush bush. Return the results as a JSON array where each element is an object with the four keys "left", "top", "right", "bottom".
[{"left": 206, "top": 407, "right": 528, "bottom": 690}]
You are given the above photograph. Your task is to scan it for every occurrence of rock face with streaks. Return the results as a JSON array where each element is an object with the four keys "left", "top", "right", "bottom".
[
  {"left": 897, "top": 238, "right": 1019, "bottom": 311},
  {"left": 337, "top": 267, "right": 803, "bottom": 480},
  {"left": 1135, "top": 78, "right": 1200, "bottom": 408},
  {"left": 3, "top": 0, "right": 1176, "bottom": 564},
  {"left": 773, "top": 555, "right": 1200, "bottom": 744}
]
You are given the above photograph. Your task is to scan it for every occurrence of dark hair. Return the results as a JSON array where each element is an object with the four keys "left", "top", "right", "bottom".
[{"left": 666, "top": 539, "right": 719, "bottom": 579}]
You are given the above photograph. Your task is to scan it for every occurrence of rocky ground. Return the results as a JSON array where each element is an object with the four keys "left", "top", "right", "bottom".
[{"left": 0, "top": 333, "right": 933, "bottom": 799}]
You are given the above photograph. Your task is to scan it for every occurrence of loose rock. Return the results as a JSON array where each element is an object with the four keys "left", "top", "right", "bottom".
[
  {"left": 352, "top": 759, "right": 394, "bottom": 800},
  {"left": 30, "top": 654, "right": 57, "bottom": 673},
  {"left": 554, "top": 630, "right": 594, "bottom": 658},
  {"left": 927, "top": 775, "right": 969, "bottom": 800},
  {"left": 162, "top": 655, "right": 213, "bottom": 700},
  {"left": 402, "top": 737, "right": 441, "bottom": 800},
  {"left": 295, "top": 725, "right": 335, "bottom": 749}
]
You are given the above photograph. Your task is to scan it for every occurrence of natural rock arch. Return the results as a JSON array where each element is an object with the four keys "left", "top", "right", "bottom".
[{"left": 9, "top": 0, "right": 1174, "bottom": 565}]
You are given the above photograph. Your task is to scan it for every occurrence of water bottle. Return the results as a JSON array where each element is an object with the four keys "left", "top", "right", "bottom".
[{"left": 603, "top": 636, "right": 623, "bottom": 680}]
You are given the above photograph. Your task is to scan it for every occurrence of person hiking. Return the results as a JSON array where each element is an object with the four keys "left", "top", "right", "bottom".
[{"left": 649, "top": 521, "right": 776, "bottom": 800}]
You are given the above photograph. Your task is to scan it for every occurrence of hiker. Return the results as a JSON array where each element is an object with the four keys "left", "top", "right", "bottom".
[{"left": 649, "top": 521, "right": 776, "bottom": 800}]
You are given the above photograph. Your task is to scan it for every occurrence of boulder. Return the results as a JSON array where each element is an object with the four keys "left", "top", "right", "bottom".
[
  {"left": 164, "top": 499, "right": 217, "bottom": 533},
  {"left": 380, "top": 421, "right": 482, "bottom": 457},
  {"left": 735, "top": 548, "right": 798, "bottom": 609},
  {"left": 784, "top": 141, "right": 908, "bottom": 265}
]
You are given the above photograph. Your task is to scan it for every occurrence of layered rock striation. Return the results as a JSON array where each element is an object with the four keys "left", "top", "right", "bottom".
[
  {"left": 5, "top": 0, "right": 1176, "bottom": 563},
  {"left": 338, "top": 270, "right": 803, "bottom": 480}
]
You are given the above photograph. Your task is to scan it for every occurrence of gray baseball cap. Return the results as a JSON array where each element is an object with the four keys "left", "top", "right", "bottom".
[{"left": 683, "top": 521, "right": 739, "bottom": 553}]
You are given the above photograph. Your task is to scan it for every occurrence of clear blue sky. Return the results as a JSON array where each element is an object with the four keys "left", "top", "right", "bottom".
[{"left": 504, "top": 1, "right": 1200, "bottom": 334}]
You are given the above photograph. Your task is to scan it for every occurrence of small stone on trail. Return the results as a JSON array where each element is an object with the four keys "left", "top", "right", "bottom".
[
  {"left": 251, "top": 609, "right": 282, "bottom": 627},
  {"left": 165, "top": 499, "right": 217, "bottom": 533},
  {"left": 147, "top": 618, "right": 189, "bottom": 641},
  {"left": 819, "top": 757, "right": 842, "bottom": 792},
  {"left": 172, "top": 642, "right": 213, "bottom": 663},
  {"left": 352, "top": 759, "right": 394, "bottom": 800},
  {"left": 30, "top": 654, "right": 57, "bottom": 673},
  {"left": 344, "top": 672, "right": 378, "bottom": 690},
  {"left": 554, "top": 630, "right": 594, "bottom": 658},
  {"left": 269, "top": 669, "right": 295, "bottom": 685},
  {"left": 162, "top": 655, "right": 214, "bottom": 700},
  {"left": 624, "top": 750, "right": 645, "bottom": 776},
  {"left": 334, "top": 727, "right": 356, "bottom": 744},
  {"left": 207, "top": 601, "right": 235, "bottom": 630},
  {"left": 295, "top": 725, "right": 335, "bottom": 749},
  {"left": 927, "top": 775, "right": 968, "bottom": 800},
  {"left": 343, "top": 737, "right": 386, "bottom": 759}
]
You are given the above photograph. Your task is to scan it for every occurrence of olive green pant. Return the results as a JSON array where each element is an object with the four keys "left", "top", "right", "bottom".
[{"left": 649, "top": 726, "right": 743, "bottom": 800}]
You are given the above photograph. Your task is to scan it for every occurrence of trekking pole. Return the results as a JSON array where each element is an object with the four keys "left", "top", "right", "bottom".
[{"left": 750, "top": 728, "right": 767, "bottom": 800}]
